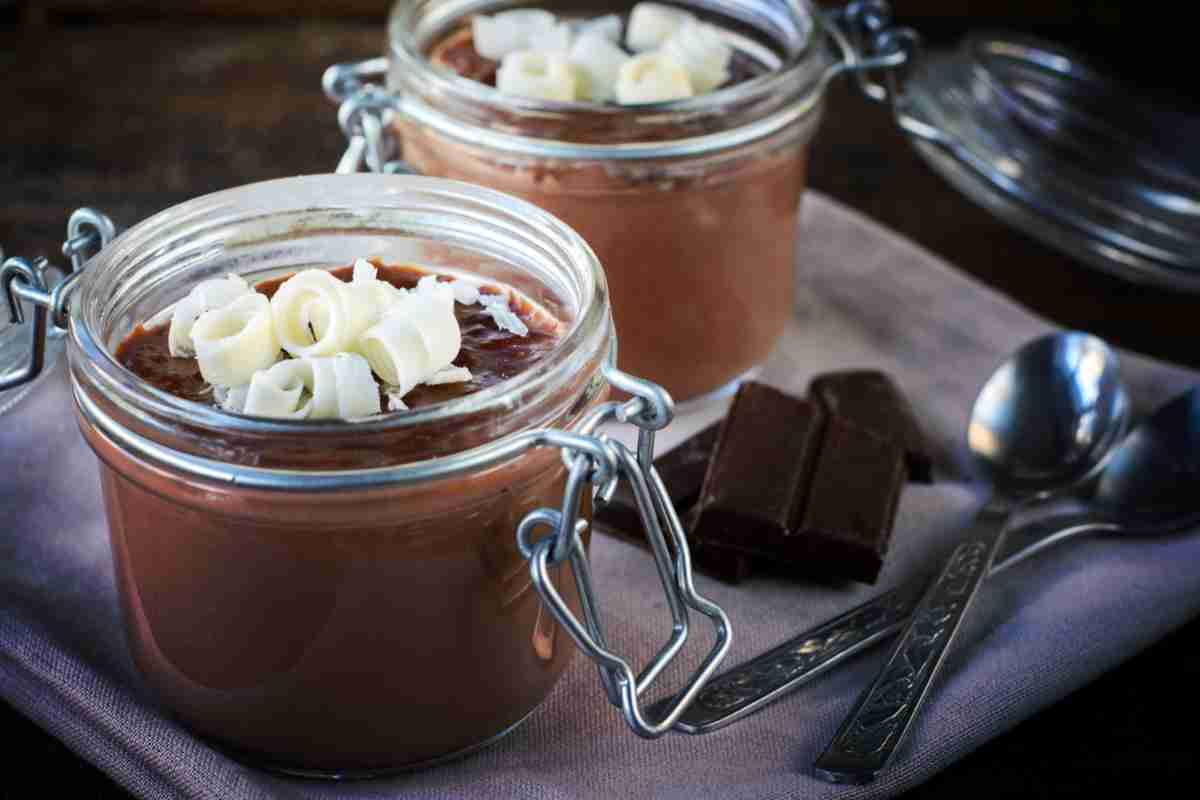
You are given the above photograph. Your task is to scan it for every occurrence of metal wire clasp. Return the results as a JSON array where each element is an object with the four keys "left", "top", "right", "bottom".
[
  {"left": 516, "top": 365, "right": 733, "bottom": 738},
  {"left": 0, "top": 208, "right": 116, "bottom": 391},
  {"left": 324, "top": 59, "right": 415, "bottom": 175},
  {"left": 823, "top": 1, "right": 944, "bottom": 146}
]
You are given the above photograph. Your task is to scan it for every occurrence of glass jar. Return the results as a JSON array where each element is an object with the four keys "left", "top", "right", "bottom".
[
  {"left": 1, "top": 174, "right": 731, "bottom": 775},
  {"left": 373, "top": 0, "right": 833, "bottom": 404}
]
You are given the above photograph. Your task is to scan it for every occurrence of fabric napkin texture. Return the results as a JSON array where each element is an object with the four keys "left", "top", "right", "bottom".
[{"left": 3, "top": 192, "right": 1198, "bottom": 800}]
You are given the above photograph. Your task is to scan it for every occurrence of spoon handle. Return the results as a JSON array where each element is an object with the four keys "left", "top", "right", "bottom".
[
  {"left": 654, "top": 580, "right": 929, "bottom": 734},
  {"left": 813, "top": 506, "right": 1006, "bottom": 784}
]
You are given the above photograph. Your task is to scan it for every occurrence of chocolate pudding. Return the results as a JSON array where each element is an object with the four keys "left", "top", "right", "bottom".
[
  {"left": 87, "top": 262, "right": 599, "bottom": 773},
  {"left": 387, "top": 3, "right": 818, "bottom": 402}
]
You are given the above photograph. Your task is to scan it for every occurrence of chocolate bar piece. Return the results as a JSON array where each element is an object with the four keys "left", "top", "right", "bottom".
[
  {"left": 593, "top": 426, "right": 751, "bottom": 583},
  {"left": 691, "top": 382, "right": 905, "bottom": 584},
  {"left": 795, "top": 416, "right": 906, "bottom": 583},
  {"left": 691, "top": 384, "right": 825, "bottom": 555},
  {"left": 810, "top": 370, "right": 934, "bottom": 483}
]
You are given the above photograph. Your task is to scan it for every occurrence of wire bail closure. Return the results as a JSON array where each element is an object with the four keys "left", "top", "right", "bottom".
[
  {"left": 515, "top": 365, "right": 733, "bottom": 737},
  {"left": 325, "top": 60, "right": 413, "bottom": 175},
  {"left": 1, "top": 209, "right": 116, "bottom": 392},
  {"left": 823, "top": 1, "right": 943, "bottom": 147}
]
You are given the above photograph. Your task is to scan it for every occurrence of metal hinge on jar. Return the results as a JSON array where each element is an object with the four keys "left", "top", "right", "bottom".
[
  {"left": 1, "top": 208, "right": 116, "bottom": 392},
  {"left": 323, "top": 59, "right": 412, "bottom": 175},
  {"left": 516, "top": 364, "right": 733, "bottom": 738}
]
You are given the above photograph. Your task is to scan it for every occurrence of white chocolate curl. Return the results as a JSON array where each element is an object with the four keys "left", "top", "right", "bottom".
[
  {"left": 496, "top": 50, "right": 578, "bottom": 102},
  {"left": 241, "top": 354, "right": 381, "bottom": 420},
  {"left": 615, "top": 52, "right": 694, "bottom": 104},
  {"left": 625, "top": 3, "right": 693, "bottom": 52},
  {"left": 243, "top": 360, "right": 308, "bottom": 419},
  {"left": 191, "top": 293, "right": 281, "bottom": 387},
  {"left": 168, "top": 274, "right": 253, "bottom": 357},
  {"left": 528, "top": 20, "right": 573, "bottom": 53},
  {"left": 270, "top": 267, "right": 382, "bottom": 358},
  {"left": 359, "top": 281, "right": 461, "bottom": 396},
  {"left": 662, "top": 19, "right": 732, "bottom": 93},
  {"left": 472, "top": 9, "right": 558, "bottom": 60},
  {"left": 332, "top": 352, "right": 383, "bottom": 419},
  {"left": 570, "top": 31, "right": 630, "bottom": 102},
  {"left": 352, "top": 258, "right": 405, "bottom": 309},
  {"left": 577, "top": 14, "right": 622, "bottom": 43}
]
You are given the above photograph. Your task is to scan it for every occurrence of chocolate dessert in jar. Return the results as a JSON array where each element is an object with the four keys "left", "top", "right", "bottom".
[
  {"left": 360, "top": 0, "right": 843, "bottom": 403},
  {"left": 0, "top": 175, "right": 730, "bottom": 775}
]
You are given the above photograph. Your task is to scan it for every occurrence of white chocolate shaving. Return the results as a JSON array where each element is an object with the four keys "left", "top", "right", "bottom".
[
  {"left": 214, "top": 383, "right": 249, "bottom": 413},
  {"left": 191, "top": 293, "right": 281, "bottom": 387},
  {"left": 450, "top": 280, "right": 481, "bottom": 306},
  {"left": 425, "top": 366, "right": 473, "bottom": 385},
  {"left": 478, "top": 292, "right": 530, "bottom": 336},
  {"left": 270, "top": 268, "right": 380, "bottom": 358},
  {"left": 168, "top": 274, "right": 253, "bottom": 357},
  {"left": 626, "top": 3, "right": 693, "bottom": 52}
]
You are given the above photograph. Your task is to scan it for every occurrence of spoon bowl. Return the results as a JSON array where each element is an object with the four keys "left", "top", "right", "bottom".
[
  {"left": 967, "top": 331, "right": 1130, "bottom": 500},
  {"left": 994, "top": 384, "right": 1200, "bottom": 573},
  {"left": 1096, "top": 386, "right": 1200, "bottom": 513}
]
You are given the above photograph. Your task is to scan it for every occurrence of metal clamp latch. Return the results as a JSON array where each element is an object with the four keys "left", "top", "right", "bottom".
[
  {"left": 824, "top": 1, "right": 947, "bottom": 149},
  {"left": 323, "top": 60, "right": 412, "bottom": 175},
  {"left": 518, "top": 365, "right": 732, "bottom": 737},
  {"left": 0, "top": 208, "right": 116, "bottom": 392}
]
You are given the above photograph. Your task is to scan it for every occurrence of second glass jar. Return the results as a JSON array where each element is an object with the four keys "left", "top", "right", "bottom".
[{"left": 386, "top": 0, "right": 833, "bottom": 402}]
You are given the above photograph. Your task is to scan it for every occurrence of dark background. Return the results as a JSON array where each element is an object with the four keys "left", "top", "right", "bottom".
[{"left": 2, "top": 1, "right": 1199, "bottom": 797}]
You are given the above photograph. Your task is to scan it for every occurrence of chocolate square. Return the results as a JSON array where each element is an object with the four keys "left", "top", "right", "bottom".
[{"left": 810, "top": 370, "right": 934, "bottom": 483}]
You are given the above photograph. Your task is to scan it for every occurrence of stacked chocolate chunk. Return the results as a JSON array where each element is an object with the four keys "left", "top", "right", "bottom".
[{"left": 595, "top": 371, "right": 933, "bottom": 584}]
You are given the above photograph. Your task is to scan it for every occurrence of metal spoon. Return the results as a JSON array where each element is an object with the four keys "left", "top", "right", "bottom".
[
  {"left": 993, "top": 384, "right": 1200, "bottom": 572},
  {"left": 811, "top": 331, "right": 1129, "bottom": 784}
]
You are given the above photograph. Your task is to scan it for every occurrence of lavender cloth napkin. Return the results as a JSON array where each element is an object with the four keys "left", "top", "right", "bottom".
[{"left": 3, "top": 192, "right": 1198, "bottom": 800}]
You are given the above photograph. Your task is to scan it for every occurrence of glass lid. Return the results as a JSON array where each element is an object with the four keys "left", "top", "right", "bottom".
[{"left": 902, "top": 32, "right": 1200, "bottom": 292}]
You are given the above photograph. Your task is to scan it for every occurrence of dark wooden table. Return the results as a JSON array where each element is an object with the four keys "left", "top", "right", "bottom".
[{"left": 2, "top": 12, "right": 1198, "bottom": 799}]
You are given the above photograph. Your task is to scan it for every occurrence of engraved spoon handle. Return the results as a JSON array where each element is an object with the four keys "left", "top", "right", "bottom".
[
  {"left": 665, "top": 504, "right": 1169, "bottom": 736},
  {"left": 812, "top": 507, "right": 1006, "bottom": 784},
  {"left": 661, "top": 579, "right": 929, "bottom": 734}
]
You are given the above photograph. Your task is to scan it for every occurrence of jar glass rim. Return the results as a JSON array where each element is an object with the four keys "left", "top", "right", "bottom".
[
  {"left": 386, "top": 0, "right": 830, "bottom": 146},
  {"left": 68, "top": 174, "right": 613, "bottom": 481}
]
